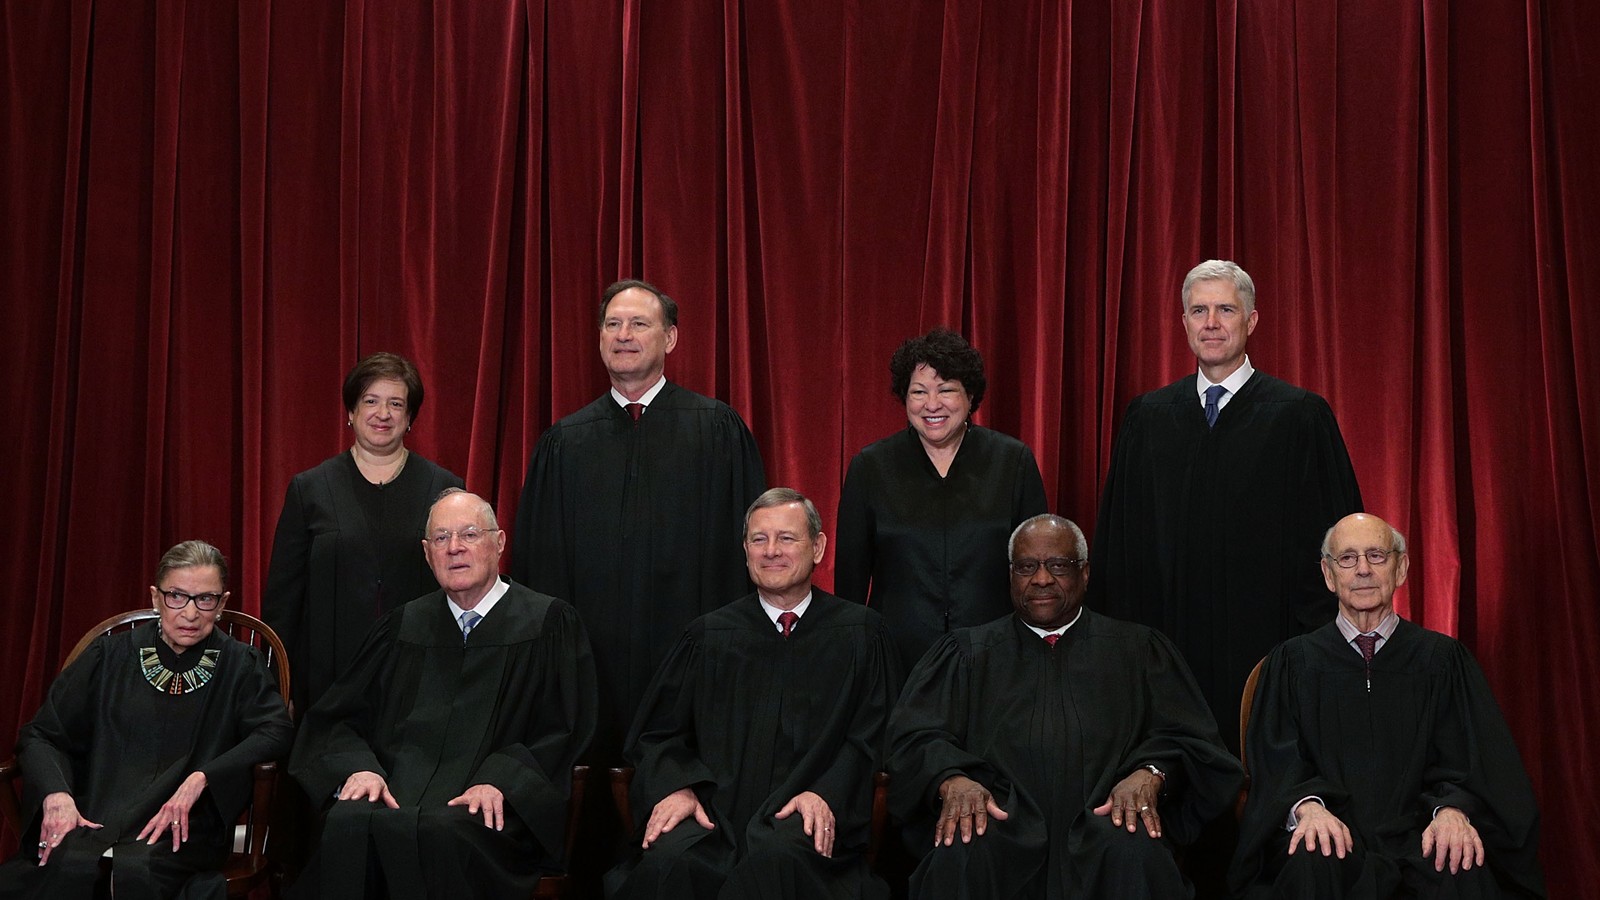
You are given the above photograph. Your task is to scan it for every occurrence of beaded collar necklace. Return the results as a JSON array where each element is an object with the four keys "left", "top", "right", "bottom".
[{"left": 139, "top": 646, "right": 221, "bottom": 695}]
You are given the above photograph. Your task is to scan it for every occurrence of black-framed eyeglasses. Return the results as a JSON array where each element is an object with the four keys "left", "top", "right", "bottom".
[
  {"left": 1009, "top": 557, "right": 1086, "bottom": 578},
  {"left": 1325, "top": 549, "right": 1400, "bottom": 569},
  {"left": 428, "top": 527, "right": 500, "bottom": 548},
  {"left": 160, "top": 589, "right": 224, "bottom": 611}
]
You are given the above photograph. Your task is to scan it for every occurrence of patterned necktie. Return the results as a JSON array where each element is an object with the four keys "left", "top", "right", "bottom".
[
  {"left": 459, "top": 610, "right": 482, "bottom": 645},
  {"left": 1354, "top": 632, "right": 1379, "bottom": 691},
  {"left": 1204, "top": 384, "right": 1227, "bottom": 428},
  {"left": 626, "top": 402, "right": 644, "bottom": 422},
  {"left": 1043, "top": 633, "right": 1060, "bottom": 647},
  {"left": 778, "top": 611, "right": 799, "bottom": 638}
]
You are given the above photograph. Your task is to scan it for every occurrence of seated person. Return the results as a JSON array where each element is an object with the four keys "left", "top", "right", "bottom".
[
  {"left": 1230, "top": 513, "right": 1544, "bottom": 899},
  {"left": 887, "top": 514, "right": 1243, "bottom": 899},
  {"left": 606, "top": 488, "right": 901, "bottom": 900},
  {"left": 0, "top": 540, "right": 293, "bottom": 900},
  {"left": 287, "top": 489, "right": 597, "bottom": 900}
]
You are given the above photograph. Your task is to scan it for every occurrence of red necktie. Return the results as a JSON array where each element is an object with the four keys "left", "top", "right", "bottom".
[
  {"left": 626, "top": 402, "right": 644, "bottom": 421},
  {"left": 1043, "top": 633, "right": 1059, "bottom": 647},
  {"left": 1354, "top": 633, "right": 1379, "bottom": 691},
  {"left": 779, "top": 611, "right": 798, "bottom": 638}
]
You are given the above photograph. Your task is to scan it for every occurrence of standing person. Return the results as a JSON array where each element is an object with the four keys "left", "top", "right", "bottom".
[
  {"left": 0, "top": 541, "right": 292, "bottom": 900},
  {"left": 513, "top": 279, "right": 765, "bottom": 761},
  {"left": 1089, "top": 260, "right": 1362, "bottom": 749},
  {"left": 1231, "top": 513, "right": 1543, "bottom": 898},
  {"left": 886, "top": 515, "right": 1242, "bottom": 898},
  {"left": 287, "top": 490, "right": 597, "bottom": 900},
  {"left": 263, "top": 352, "right": 463, "bottom": 715},
  {"left": 607, "top": 488, "right": 899, "bottom": 899},
  {"left": 835, "top": 327, "right": 1048, "bottom": 670}
]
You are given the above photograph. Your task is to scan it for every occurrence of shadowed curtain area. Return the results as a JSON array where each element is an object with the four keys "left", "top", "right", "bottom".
[{"left": 2, "top": 0, "right": 1595, "bottom": 890}]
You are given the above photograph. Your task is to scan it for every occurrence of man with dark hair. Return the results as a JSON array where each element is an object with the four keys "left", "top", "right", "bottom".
[
  {"left": 888, "top": 515, "right": 1242, "bottom": 898},
  {"left": 1090, "top": 259, "right": 1363, "bottom": 749},
  {"left": 513, "top": 279, "right": 765, "bottom": 760},
  {"left": 288, "top": 490, "right": 597, "bottom": 899},
  {"left": 1231, "top": 513, "right": 1543, "bottom": 899},
  {"left": 607, "top": 488, "right": 899, "bottom": 899}
]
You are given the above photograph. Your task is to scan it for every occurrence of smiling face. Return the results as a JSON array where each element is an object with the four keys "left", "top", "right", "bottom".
[
  {"left": 599, "top": 287, "right": 678, "bottom": 388},
  {"left": 1321, "top": 514, "right": 1409, "bottom": 621},
  {"left": 1008, "top": 522, "right": 1089, "bottom": 630},
  {"left": 1182, "top": 279, "right": 1258, "bottom": 381},
  {"left": 904, "top": 364, "right": 972, "bottom": 450},
  {"left": 422, "top": 492, "right": 506, "bottom": 608},
  {"left": 150, "top": 565, "right": 227, "bottom": 652},
  {"left": 347, "top": 377, "right": 411, "bottom": 455},
  {"left": 743, "top": 502, "right": 826, "bottom": 608}
]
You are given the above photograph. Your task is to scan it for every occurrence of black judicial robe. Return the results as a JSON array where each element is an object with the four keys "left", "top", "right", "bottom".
[
  {"left": 512, "top": 381, "right": 765, "bottom": 758},
  {"left": 1231, "top": 620, "right": 1544, "bottom": 899},
  {"left": 608, "top": 592, "right": 900, "bottom": 900},
  {"left": 264, "top": 451, "right": 462, "bottom": 713},
  {"left": 1, "top": 625, "right": 292, "bottom": 900},
  {"left": 886, "top": 611, "right": 1243, "bottom": 898},
  {"left": 1088, "top": 372, "right": 1362, "bottom": 748},
  {"left": 287, "top": 581, "right": 598, "bottom": 900},
  {"left": 835, "top": 426, "right": 1048, "bottom": 669}
]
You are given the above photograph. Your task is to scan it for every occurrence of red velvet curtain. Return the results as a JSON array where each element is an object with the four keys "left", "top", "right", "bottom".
[{"left": 3, "top": 0, "right": 1595, "bottom": 889}]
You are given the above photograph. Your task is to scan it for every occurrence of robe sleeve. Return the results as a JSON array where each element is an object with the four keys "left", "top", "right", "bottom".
[
  {"left": 885, "top": 634, "right": 1006, "bottom": 821},
  {"left": 805, "top": 616, "right": 901, "bottom": 826},
  {"left": 833, "top": 452, "right": 874, "bottom": 604},
  {"left": 468, "top": 600, "right": 598, "bottom": 855},
  {"left": 1086, "top": 395, "right": 1145, "bottom": 616},
  {"left": 15, "top": 639, "right": 107, "bottom": 817},
  {"left": 622, "top": 630, "right": 718, "bottom": 829},
  {"left": 262, "top": 475, "right": 311, "bottom": 684},
  {"left": 1121, "top": 629, "right": 1243, "bottom": 844},
  {"left": 195, "top": 643, "right": 295, "bottom": 821},
  {"left": 699, "top": 407, "right": 766, "bottom": 614},
  {"left": 1419, "top": 643, "right": 1544, "bottom": 896},
  {"left": 512, "top": 426, "right": 570, "bottom": 593},
  {"left": 287, "top": 612, "right": 401, "bottom": 803},
  {"left": 1013, "top": 444, "right": 1049, "bottom": 525},
  {"left": 1288, "top": 397, "right": 1363, "bottom": 632},
  {"left": 1231, "top": 643, "right": 1347, "bottom": 892}
]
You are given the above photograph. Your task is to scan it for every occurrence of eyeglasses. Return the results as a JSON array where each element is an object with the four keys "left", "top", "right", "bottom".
[
  {"left": 1009, "top": 557, "right": 1086, "bottom": 578},
  {"left": 428, "top": 527, "right": 500, "bottom": 548},
  {"left": 1325, "top": 549, "right": 1400, "bottom": 569},
  {"left": 160, "top": 589, "right": 224, "bottom": 611}
]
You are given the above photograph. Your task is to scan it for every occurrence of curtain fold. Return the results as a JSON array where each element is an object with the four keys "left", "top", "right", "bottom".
[{"left": 3, "top": 0, "right": 1594, "bottom": 890}]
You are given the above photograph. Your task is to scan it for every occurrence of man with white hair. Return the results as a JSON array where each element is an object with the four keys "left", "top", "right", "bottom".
[
  {"left": 289, "top": 489, "right": 597, "bottom": 899},
  {"left": 1231, "top": 513, "right": 1543, "bottom": 899}
]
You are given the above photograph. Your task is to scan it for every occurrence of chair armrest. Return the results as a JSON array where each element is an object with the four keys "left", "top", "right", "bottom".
[
  {"left": 867, "top": 771, "right": 890, "bottom": 868},
  {"left": 0, "top": 756, "right": 25, "bottom": 839},
  {"left": 608, "top": 767, "right": 635, "bottom": 842},
  {"left": 239, "top": 760, "right": 278, "bottom": 865}
]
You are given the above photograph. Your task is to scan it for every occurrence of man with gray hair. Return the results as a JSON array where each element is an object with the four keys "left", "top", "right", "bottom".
[
  {"left": 1231, "top": 513, "right": 1543, "bottom": 898},
  {"left": 607, "top": 488, "right": 900, "bottom": 899},
  {"left": 888, "top": 514, "right": 1241, "bottom": 898},
  {"left": 1089, "top": 259, "right": 1363, "bottom": 750}
]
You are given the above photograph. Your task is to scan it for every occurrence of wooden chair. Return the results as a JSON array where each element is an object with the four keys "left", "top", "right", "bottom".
[
  {"left": 605, "top": 767, "right": 894, "bottom": 868},
  {"left": 530, "top": 764, "right": 590, "bottom": 898},
  {"left": 1235, "top": 656, "right": 1267, "bottom": 819},
  {"left": 0, "top": 608, "right": 291, "bottom": 898}
]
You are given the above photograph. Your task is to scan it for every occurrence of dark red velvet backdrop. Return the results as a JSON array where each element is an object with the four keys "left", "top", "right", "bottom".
[{"left": 3, "top": 0, "right": 1595, "bottom": 889}]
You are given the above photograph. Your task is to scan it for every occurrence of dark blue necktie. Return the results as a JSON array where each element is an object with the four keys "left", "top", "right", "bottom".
[{"left": 1204, "top": 385, "right": 1227, "bottom": 428}]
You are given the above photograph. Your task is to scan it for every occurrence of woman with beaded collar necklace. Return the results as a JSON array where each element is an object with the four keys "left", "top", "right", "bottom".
[{"left": 0, "top": 541, "right": 293, "bottom": 900}]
